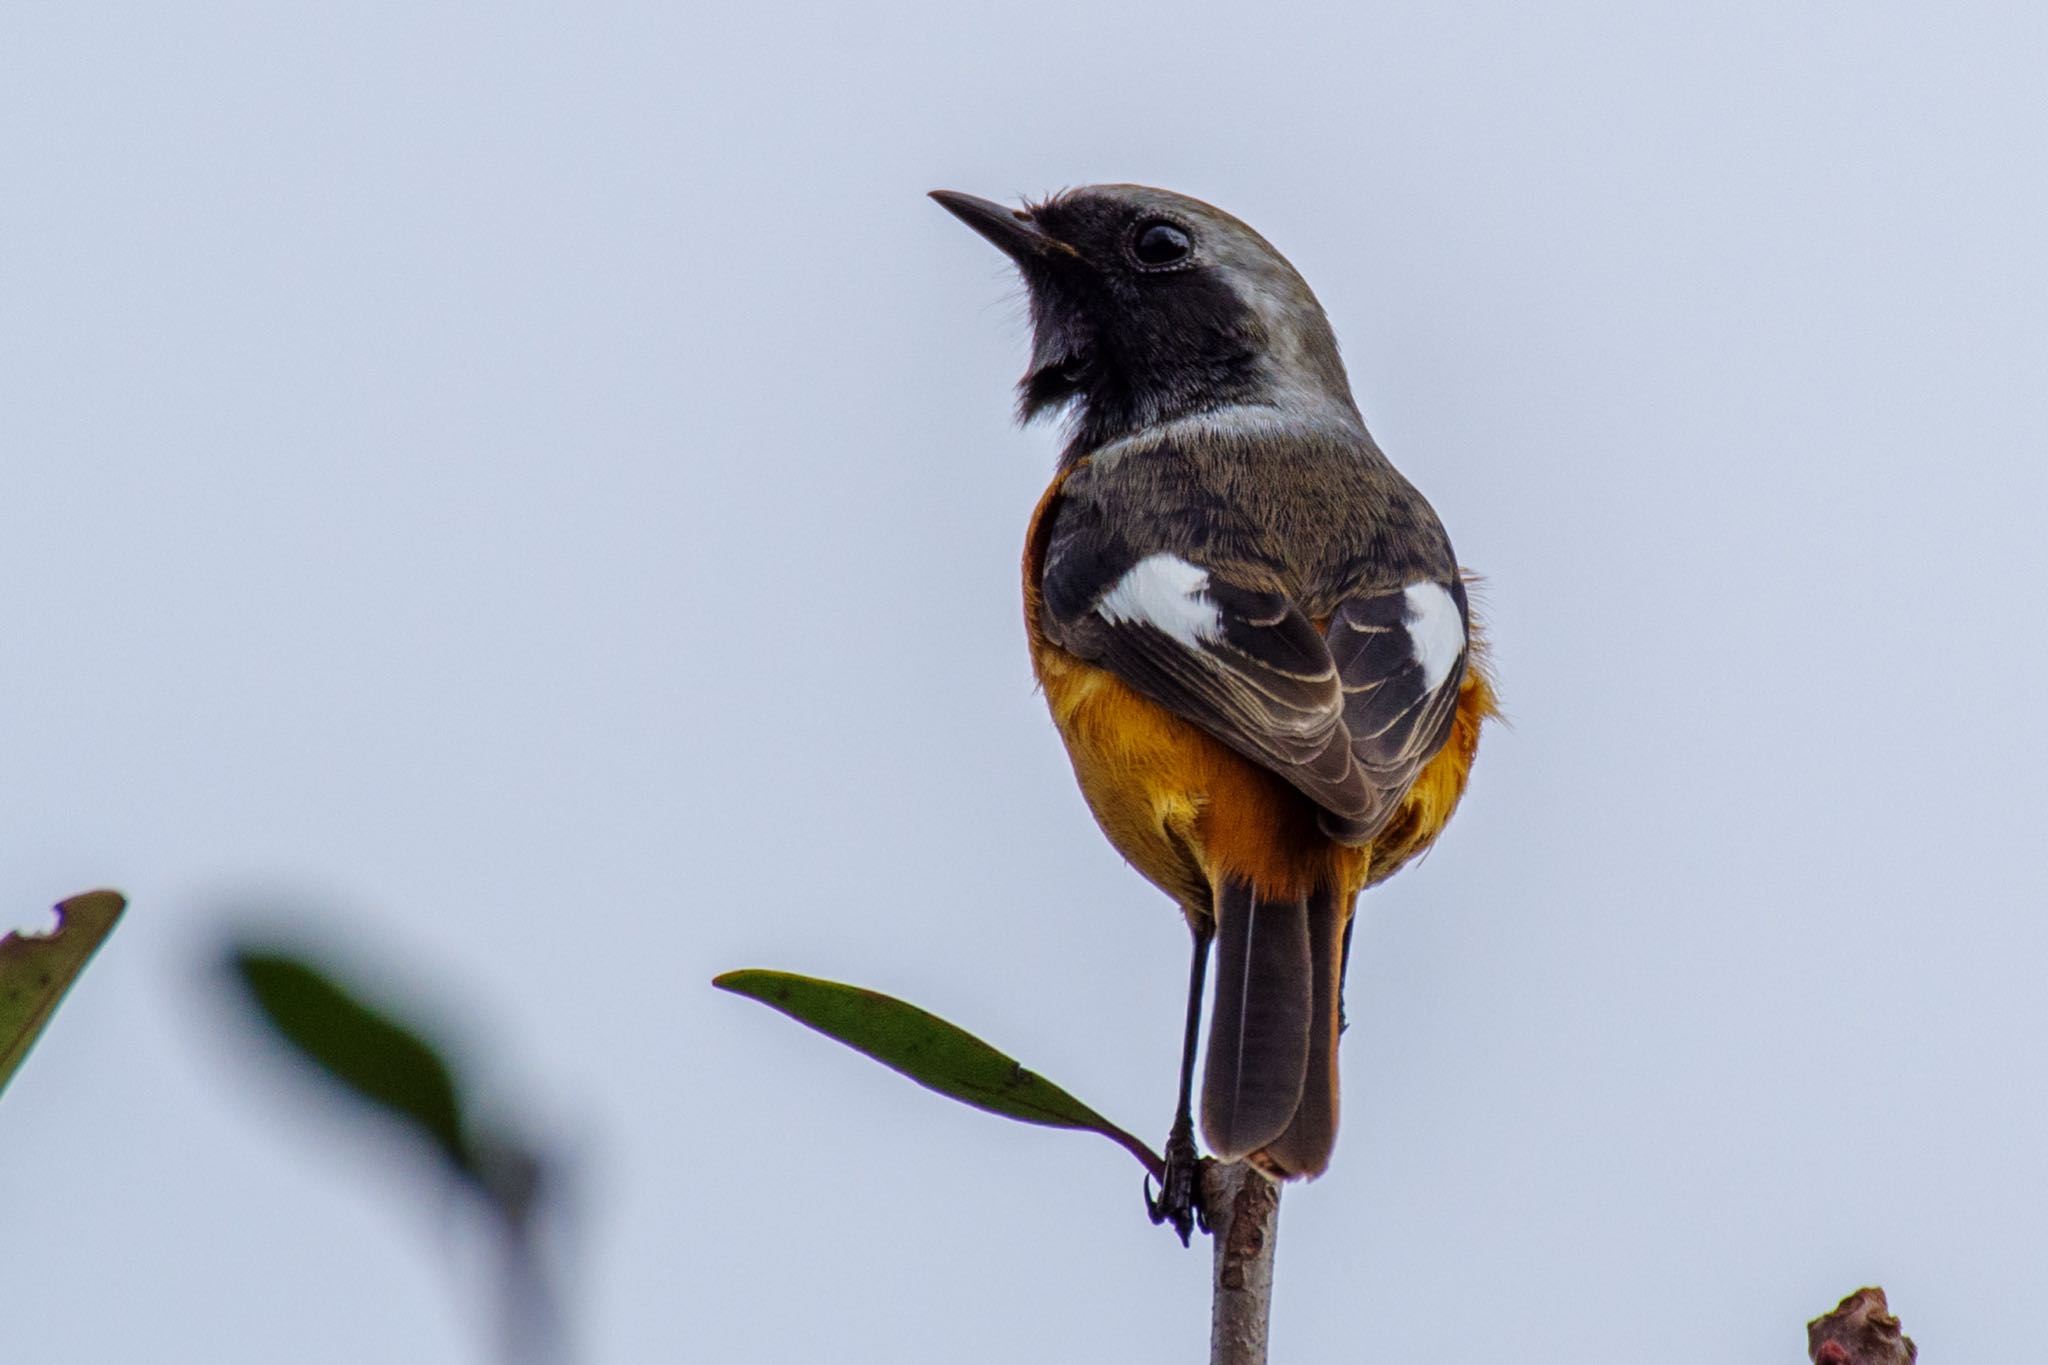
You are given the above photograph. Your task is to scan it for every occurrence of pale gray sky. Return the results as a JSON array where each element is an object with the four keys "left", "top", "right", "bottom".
[{"left": 6, "top": 3, "right": 2047, "bottom": 1361}]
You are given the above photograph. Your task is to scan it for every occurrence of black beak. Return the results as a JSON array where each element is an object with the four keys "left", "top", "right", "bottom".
[{"left": 929, "top": 190, "right": 1072, "bottom": 262}]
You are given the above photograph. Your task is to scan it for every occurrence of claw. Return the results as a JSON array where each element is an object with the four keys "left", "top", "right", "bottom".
[
  {"left": 1144, "top": 1171, "right": 1195, "bottom": 1245},
  {"left": 1145, "top": 1116, "right": 1206, "bottom": 1244}
]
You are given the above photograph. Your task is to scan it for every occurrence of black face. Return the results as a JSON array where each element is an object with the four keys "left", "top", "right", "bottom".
[{"left": 1013, "top": 194, "right": 1266, "bottom": 446}]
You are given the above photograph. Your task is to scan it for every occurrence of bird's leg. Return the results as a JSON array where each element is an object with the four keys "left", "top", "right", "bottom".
[{"left": 1147, "top": 919, "right": 1213, "bottom": 1244}]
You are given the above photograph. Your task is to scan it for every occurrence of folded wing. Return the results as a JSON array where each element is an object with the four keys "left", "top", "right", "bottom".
[
  {"left": 1051, "top": 551, "right": 1374, "bottom": 825},
  {"left": 1041, "top": 515, "right": 1469, "bottom": 844},
  {"left": 1320, "top": 579, "right": 1470, "bottom": 841}
]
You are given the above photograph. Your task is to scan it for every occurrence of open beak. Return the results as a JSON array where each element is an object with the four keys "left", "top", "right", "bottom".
[{"left": 929, "top": 190, "right": 1072, "bottom": 262}]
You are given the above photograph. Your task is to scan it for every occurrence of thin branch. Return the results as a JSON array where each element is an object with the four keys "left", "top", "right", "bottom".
[
  {"left": 476, "top": 1135, "right": 568, "bottom": 1365},
  {"left": 1203, "top": 1161, "right": 1281, "bottom": 1365}
]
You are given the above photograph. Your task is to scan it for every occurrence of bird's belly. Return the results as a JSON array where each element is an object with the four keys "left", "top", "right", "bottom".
[{"left": 1034, "top": 645, "right": 1361, "bottom": 912}]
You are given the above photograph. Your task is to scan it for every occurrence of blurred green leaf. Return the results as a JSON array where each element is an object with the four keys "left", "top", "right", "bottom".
[
  {"left": 230, "top": 947, "right": 476, "bottom": 1176},
  {"left": 0, "top": 890, "right": 125, "bottom": 1099},
  {"left": 714, "top": 969, "right": 1161, "bottom": 1176}
]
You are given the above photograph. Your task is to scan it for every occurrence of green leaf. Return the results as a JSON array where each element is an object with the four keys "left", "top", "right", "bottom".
[
  {"left": 714, "top": 969, "right": 1161, "bottom": 1176},
  {"left": 0, "top": 890, "right": 125, "bottom": 1099},
  {"left": 229, "top": 947, "right": 476, "bottom": 1177}
]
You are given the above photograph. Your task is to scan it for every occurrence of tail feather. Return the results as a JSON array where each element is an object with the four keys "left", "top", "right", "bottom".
[
  {"left": 1200, "top": 879, "right": 1312, "bottom": 1161},
  {"left": 1257, "top": 885, "right": 1347, "bottom": 1178}
]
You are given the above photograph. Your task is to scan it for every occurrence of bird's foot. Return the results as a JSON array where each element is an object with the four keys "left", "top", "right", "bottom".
[{"left": 1144, "top": 1115, "right": 1209, "bottom": 1245}]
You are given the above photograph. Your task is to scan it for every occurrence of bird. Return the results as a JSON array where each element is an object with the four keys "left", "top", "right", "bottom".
[{"left": 931, "top": 184, "right": 1496, "bottom": 1241}]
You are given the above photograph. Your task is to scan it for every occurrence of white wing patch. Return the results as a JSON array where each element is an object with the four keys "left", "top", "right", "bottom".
[
  {"left": 1401, "top": 581, "right": 1465, "bottom": 691},
  {"left": 1098, "top": 553, "right": 1223, "bottom": 648}
]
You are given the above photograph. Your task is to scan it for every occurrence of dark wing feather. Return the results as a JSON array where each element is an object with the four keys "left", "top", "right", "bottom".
[
  {"left": 1320, "top": 580, "right": 1470, "bottom": 842},
  {"left": 1037, "top": 482, "right": 1467, "bottom": 840},
  {"left": 1058, "top": 575, "right": 1374, "bottom": 824}
]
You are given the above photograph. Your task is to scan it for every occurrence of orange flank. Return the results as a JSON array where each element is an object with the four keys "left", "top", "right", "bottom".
[{"left": 1367, "top": 645, "right": 1496, "bottom": 887}]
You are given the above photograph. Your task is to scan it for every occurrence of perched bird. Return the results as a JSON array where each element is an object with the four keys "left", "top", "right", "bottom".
[{"left": 932, "top": 185, "right": 1496, "bottom": 1239}]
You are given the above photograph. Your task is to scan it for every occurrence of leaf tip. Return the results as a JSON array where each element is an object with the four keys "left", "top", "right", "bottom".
[
  {"left": 713, "top": 969, "right": 783, "bottom": 1000},
  {"left": 55, "top": 889, "right": 126, "bottom": 922}
]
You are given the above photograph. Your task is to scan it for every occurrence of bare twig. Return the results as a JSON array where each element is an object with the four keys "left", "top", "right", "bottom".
[
  {"left": 1809, "top": 1287, "right": 1916, "bottom": 1365},
  {"left": 477, "top": 1136, "right": 568, "bottom": 1365},
  {"left": 1203, "top": 1161, "right": 1281, "bottom": 1365}
]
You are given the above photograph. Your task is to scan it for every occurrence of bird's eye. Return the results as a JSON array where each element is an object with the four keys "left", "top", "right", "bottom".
[{"left": 1130, "top": 219, "right": 1193, "bottom": 268}]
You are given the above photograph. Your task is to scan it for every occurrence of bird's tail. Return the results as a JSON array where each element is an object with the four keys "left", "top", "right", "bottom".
[
  {"left": 1199, "top": 878, "right": 1346, "bottom": 1178},
  {"left": 1259, "top": 884, "right": 1345, "bottom": 1177}
]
